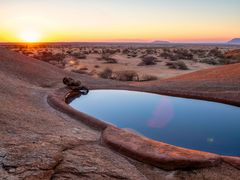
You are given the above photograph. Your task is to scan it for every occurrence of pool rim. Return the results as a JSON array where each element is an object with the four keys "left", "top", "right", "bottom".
[{"left": 47, "top": 87, "right": 240, "bottom": 170}]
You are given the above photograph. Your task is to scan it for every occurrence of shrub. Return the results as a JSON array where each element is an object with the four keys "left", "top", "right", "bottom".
[
  {"left": 161, "top": 49, "right": 193, "bottom": 60},
  {"left": 160, "top": 51, "right": 172, "bottom": 59},
  {"left": 103, "top": 48, "right": 119, "bottom": 55},
  {"left": 66, "top": 50, "right": 73, "bottom": 54},
  {"left": 78, "top": 65, "right": 88, "bottom": 71},
  {"left": 190, "top": 49, "right": 207, "bottom": 58},
  {"left": 146, "top": 49, "right": 156, "bottom": 54},
  {"left": 166, "top": 61, "right": 189, "bottom": 70},
  {"left": 223, "top": 49, "right": 240, "bottom": 64},
  {"left": 173, "top": 49, "right": 194, "bottom": 60},
  {"left": 72, "top": 69, "right": 88, "bottom": 74},
  {"left": 208, "top": 47, "right": 224, "bottom": 58},
  {"left": 105, "top": 58, "right": 118, "bottom": 64},
  {"left": 33, "top": 51, "right": 65, "bottom": 62},
  {"left": 200, "top": 58, "right": 220, "bottom": 65},
  {"left": 89, "top": 69, "right": 97, "bottom": 76},
  {"left": 140, "top": 74, "right": 158, "bottom": 81},
  {"left": 99, "top": 53, "right": 118, "bottom": 63},
  {"left": 122, "top": 48, "right": 130, "bottom": 54},
  {"left": 72, "top": 65, "right": 88, "bottom": 74},
  {"left": 138, "top": 56, "right": 157, "bottom": 66},
  {"left": 127, "top": 52, "right": 137, "bottom": 58},
  {"left": 72, "top": 53, "right": 87, "bottom": 59},
  {"left": 114, "top": 70, "right": 139, "bottom": 81},
  {"left": 99, "top": 68, "right": 113, "bottom": 79}
]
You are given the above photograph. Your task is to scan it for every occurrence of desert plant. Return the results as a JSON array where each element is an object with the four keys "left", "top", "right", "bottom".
[
  {"left": 173, "top": 49, "right": 194, "bottom": 60},
  {"left": 114, "top": 70, "right": 139, "bottom": 81},
  {"left": 72, "top": 69, "right": 88, "bottom": 74},
  {"left": 33, "top": 51, "right": 65, "bottom": 62},
  {"left": 122, "top": 48, "right": 130, "bottom": 54},
  {"left": 99, "top": 68, "right": 113, "bottom": 79},
  {"left": 200, "top": 58, "right": 220, "bottom": 65},
  {"left": 105, "top": 58, "right": 118, "bottom": 64},
  {"left": 138, "top": 56, "right": 157, "bottom": 66},
  {"left": 223, "top": 49, "right": 240, "bottom": 64},
  {"left": 207, "top": 47, "right": 224, "bottom": 59},
  {"left": 140, "top": 74, "right": 158, "bottom": 81},
  {"left": 166, "top": 61, "right": 189, "bottom": 70},
  {"left": 99, "top": 53, "right": 118, "bottom": 63},
  {"left": 72, "top": 53, "right": 87, "bottom": 59}
]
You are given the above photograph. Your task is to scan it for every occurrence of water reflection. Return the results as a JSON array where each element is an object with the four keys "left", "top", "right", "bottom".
[
  {"left": 70, "top": 90, "right": 240, "bottom": 156},
  {"left": 148, "top": 96, "right": 173, "bottom": 128}
]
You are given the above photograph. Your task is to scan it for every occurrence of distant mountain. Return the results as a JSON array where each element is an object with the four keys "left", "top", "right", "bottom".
[
  {"left": 228, "top": 38, "right": 240, "bottom": 44},
  {"left": 152, "top": 40, "right": 171, "bottom": 44}
]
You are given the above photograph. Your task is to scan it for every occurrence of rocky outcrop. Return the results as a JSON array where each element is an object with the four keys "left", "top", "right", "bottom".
[
  {"left": 1, "top": 48, "right": 240, "bottom": 179},
  {"left": 63, "top": 77, "right": 89, "bottom": 95},
  {"left": 102, "top": 126, "right": 221, "bottom": 170}
]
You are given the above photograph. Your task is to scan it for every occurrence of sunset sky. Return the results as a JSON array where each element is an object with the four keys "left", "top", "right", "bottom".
[{"left": 0, "top": 0, "right": 239, "bottom": 43}]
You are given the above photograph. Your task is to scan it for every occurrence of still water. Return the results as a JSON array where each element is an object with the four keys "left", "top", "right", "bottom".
[{"left": 70, "top": 90, "right": 240, "bottom": 156}]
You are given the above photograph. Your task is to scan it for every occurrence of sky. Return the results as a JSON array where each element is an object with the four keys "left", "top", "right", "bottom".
[{"left": 0, "top": 0, "right": 239, "bottom": 43}]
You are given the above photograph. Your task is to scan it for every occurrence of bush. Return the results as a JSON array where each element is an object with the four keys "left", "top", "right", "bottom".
[
  {"left": 99, "top": 68, "right": 113, "bottom": 79},
  {"left": 72, "top": 53, "right": 87, "bottom": 59},
  {"left": 146, "top": 49, "right": 156, "bottom": 54},
  {"left": 200, "top": 58, "right": 220, "bottom": 65},
  {"left": 78, "top": 65, "right": 88, "bottom": 71},
  {"left": 223, "top": 49, "right": 240, "bottom": 64},
  {"left": 208, "top": 47, "right": 224, "bottom": 58},
  {"left": 114, "top": 70, "right": 139, "bottom": 81},
  {"left": 33, "top": 51, "right": 65, "bottom": 62},
  {"left": 190, "top": 49, "right": 207, "bottom": 58},
  {"left": 160, "top": 51, "right": 172, "bottom": 59},
  {"left": 166, "top": 61, "right": 189, "bottom": 70},
  {"left": 72, "top": 69, "right": 88, "bottom": 74},
  {"left": 127, "top": 52, "right": 138, "bottom": 58},
  {"left": 105, "top": 58, "right": 118, "bottom": 64},
  {"left": 160, "top": 48, "right": 193, "bottom": 60},
  {"left": 138, "top": 56, "right": 157, "bottom": 66},
  {"left": 173, "top": 49, "right": 194, "bottom": 60},
  {"left": 122, "top": 48, "right": 130, "bottom": 54},
  {"left": 102, "top": 48, "right": 119, "bottom": 55},
  {"left": 99, "top": 53, "right": 118, "bottom": 63},
  {"left": 140, "top": 74, "right": 158, "bottom": 81}
]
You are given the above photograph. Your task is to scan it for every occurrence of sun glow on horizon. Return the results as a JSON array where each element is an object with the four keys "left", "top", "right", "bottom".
[
  {"left": 19, "top": 31, "right": 41, "bottom": 43},
  {"left": 0, "top": 0, "right": 240, "bottom": 43}
]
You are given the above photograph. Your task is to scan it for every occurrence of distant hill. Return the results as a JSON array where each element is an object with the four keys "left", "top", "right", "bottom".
[
  {"left": 228, "top": 38, "right": 240, "bottom": 44},
  {"left": 152, "top": 40, "right": 171, "bottom": 44}
]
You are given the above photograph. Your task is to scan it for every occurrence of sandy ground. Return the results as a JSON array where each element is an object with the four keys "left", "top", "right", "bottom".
[
  {"left": 64, "top": 53, "right": 213, "bottom": 79},
  {"left": 9, "top": 45, "right": 239, "bottom": 81},
  {"left": 0, "top": 48, "right": 240, "bottom": 179}
]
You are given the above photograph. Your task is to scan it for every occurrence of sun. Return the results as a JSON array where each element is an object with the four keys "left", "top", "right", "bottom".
[{"left": 20, "top": 31, "right": 41, "bottom": 43}]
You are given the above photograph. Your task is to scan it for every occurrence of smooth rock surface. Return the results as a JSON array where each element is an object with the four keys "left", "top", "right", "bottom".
[{"left": 0, "top": 48, "right": 240, "bottom": 179}]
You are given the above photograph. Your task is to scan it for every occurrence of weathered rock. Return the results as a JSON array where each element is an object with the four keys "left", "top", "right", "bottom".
[
  {"left": 0, "top": 48, "right": 240, "bottom": 179},
  {"left": 102, "top": 126, "right": 221, "bottom": 170},
  {"left": 53, "top": 144, "right": 147, "bottom": 179},
  {"left": 63, "top": 77, "right": 89, "bottom": 94},
  {"left": 222, "top": 156, "right": 240, "bottom": 170}
]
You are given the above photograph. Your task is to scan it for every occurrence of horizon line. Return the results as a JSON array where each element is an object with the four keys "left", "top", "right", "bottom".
[{"left": 0, "top": 40, "right": 237, "bottom": 44}]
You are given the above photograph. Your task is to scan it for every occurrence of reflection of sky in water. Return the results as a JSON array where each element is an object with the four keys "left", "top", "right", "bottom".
[
  {"left": 148, "top": 97, "right": 173, "bottom": 128},
  {"left": 70, "top": 90, "right": 240, "bottom": 156}
]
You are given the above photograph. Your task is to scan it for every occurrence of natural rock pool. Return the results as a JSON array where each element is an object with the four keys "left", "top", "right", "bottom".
[{"left": 69, "top": 90, "right": 240, "bottom": 156}]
